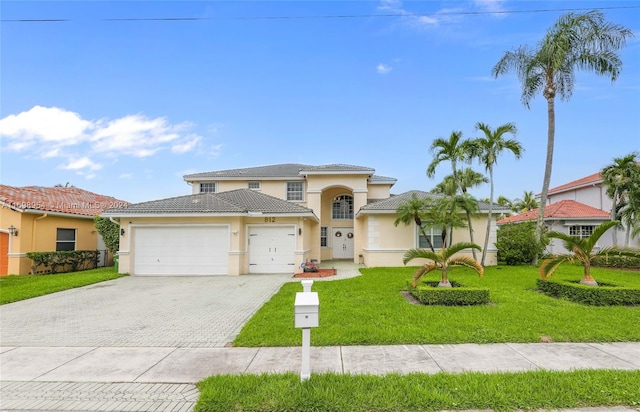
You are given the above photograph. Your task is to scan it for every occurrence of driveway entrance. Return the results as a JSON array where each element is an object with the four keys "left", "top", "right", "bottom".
[{"left": 0, "top": 274, "right": 291, "bottom": 348}]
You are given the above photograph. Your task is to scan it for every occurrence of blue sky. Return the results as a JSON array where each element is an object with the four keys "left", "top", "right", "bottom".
[{"left": 2, "top": 1, "right": 639, "bottom": 204}]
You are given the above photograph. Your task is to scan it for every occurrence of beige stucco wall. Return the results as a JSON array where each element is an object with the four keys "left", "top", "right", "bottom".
[
  {"left": 359, "top": 213, "right": 499, "bottom": 268},
  {"left": 0, "top": 208, "right": 102, "bottom": 275},
  {"left": 367, "top": 184, "right": 392, "bottom": 200}
]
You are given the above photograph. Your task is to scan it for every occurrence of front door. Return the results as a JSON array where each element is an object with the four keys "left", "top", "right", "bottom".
[{"left": 332, "top": 228, "right": 354, "bottom": 259}]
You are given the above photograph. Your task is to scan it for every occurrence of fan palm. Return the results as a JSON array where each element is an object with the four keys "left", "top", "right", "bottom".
[
  {"left": 539, "top": 221, "right": 640, "bottom": 286},
  {"left": 473, "top": 122, "right": 522, "bottom": 266},
  {"left": 404, "top": 242, "right": 483, "bottom": 287},
  {"left": 492, "top": 10, "right": 632, "bottom": 259}
]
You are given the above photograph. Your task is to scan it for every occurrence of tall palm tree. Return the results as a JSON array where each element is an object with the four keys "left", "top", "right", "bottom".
[
  {"left": 404, "top": 242, "right": 483, "bottom": 288},
  {"left": 427, "top": 132, "right": 478, "bottom": 257},
  {"left": 601, "top": 153, "right": 640, "bottom": 245},
  {"left": 394, "top": 193, "right": 436, "bottom": 253},
  {"left": 512, "top": 190, "right": 539, "bottom": 213},
  {"left": 492, "top": 10, "right": 632, "bottom": 262},
  {"left": 540, "top": 221, "right": 640, "bottom": 286},
  {"left": 473, "top": 122, "right": 523, "bottom": 266}
]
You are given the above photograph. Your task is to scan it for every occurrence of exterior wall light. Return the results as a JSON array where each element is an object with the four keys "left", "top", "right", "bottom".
[
  {"left": 120, "top": 228, "right": 125, "bottom": 236},
  {"left": 8, "top": 225, "right": 18, "bottom": 237}
]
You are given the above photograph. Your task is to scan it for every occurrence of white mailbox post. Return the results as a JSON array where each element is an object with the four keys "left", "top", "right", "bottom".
[{"left": 294, "top": 279, "right": 319, "bottom": 381}]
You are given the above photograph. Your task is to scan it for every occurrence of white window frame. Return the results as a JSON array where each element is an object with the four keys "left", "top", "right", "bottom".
[
  {"left": 56, "top": 228, "right": 76, "bottom": 251},
  {"left": 569, "top": 225, "right": 595, "bottom": 239},
  {"left": 248, "top": 181, "right": 261, "bottom": 190},
  {"left": 332, "top": 195, "right": 354, "bottom": 220},
  {"left": 286, "top": 182, "right": 304, "bottom": 201},
  {"left": 320, "top": 226, "right": 328, "bottom": 247},
  {"left": 418, "top": 225, "right": 444, "bottom": 249},
  {"left": 200, "top": 182, "right": 217, "bottom": 193}
]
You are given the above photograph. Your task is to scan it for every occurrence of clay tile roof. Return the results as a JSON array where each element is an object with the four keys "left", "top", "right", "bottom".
[
  {"left": 0, "top": 185, "right": 128, "bottom": 217},
  {"left": 547, "top": 171, "right": 603, "bottom": 195},
  {"left": 497, "top": 200, "right": 609, "bottom": 224}
]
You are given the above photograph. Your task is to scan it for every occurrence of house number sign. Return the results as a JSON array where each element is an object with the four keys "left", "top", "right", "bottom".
[{"left": 264, "top": 217, "right": 276, "bottom": 223}]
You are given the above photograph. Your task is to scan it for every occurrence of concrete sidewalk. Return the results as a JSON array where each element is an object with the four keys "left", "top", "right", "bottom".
[{"left": 2, "top": 342, "right": 640, "bottom": 411}]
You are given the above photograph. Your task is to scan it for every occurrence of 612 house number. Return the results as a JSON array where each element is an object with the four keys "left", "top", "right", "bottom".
[{"left": 264, "top": 217, "right": 276, "bottom": 223}]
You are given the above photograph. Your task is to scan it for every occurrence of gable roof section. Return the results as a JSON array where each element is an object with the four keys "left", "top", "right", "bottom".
[
  {"left": 356, "top": 190, "right": 510, "bottom": 216},
  {"left": 0, "top": 185, "right": 128, "bottom": 217},
  {"left": 102, "top": 189, "right": 318, "bottom": 220},
  {"left": 547, "top": 171, "right": 602, "bottom": 196},
  {"left": 183, "top": 163, "right": 396, "bottom": 186},
  {"left": 497, "top": 200, "right": 609, "bottom": 224}
]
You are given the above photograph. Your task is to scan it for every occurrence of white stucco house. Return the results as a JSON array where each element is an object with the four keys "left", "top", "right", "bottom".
[{"left": 103, "top": 163, "right": 507, "bottom": 276}]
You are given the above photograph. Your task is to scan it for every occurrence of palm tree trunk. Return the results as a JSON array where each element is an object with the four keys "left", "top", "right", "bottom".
[
  {"left": 534, "top": 93, "right": 556, "bottom": 265},
  {"left": 580, "top": 262, "right": 598, "bottom": 286},
  {"left": 481, "top": 167, "right": 494, "bottom": 266},
  {"left": 439, "top": 267, "right": 451, "bottom": 287},
  {"left": 610, "top": 190, "right": 618, "bottom": 246},
  {"left": 465, "top": 209, "right": 477, "bottom": 260}
]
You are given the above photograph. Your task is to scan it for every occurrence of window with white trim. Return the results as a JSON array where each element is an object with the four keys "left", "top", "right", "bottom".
[
  {"left": 332, "top": 195, "right": 353, "bottom": 220},
  {"left": 418, "top": 225, "right": 444, "bottom": 249},
  {"left": 248, "top": 181, "right": 261, "bottom": 190},
  {"left": 569, "top": 225, "right": 595, "bottom": 239},
  {"left": 286, "top": 182, "right": 304, "bottom": 201},
  {"left": 200, "top": 182, "right": 217, "bottom": 193},
  {"left": 320, "top": 226, "right": 328, "bottom": 247},
  {"left": 56, "top": 228, "right": 76, "bottom": 251}
]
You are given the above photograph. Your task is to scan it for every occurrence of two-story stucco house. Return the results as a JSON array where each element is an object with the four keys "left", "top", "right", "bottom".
[
  {"left": 497, "top": 167, "right": 639, "bottom": 254},
  {"left": 104, "top": 163, "right": 505, "bottom": 276}
]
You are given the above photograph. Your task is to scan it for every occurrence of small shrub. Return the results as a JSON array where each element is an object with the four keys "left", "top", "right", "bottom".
[
  {"left": 536, "top": 279, "right": 640, "bottom": 306},
  {"left": 26, "top": 250, "right": 100, "bottom": 274},
  {"left": 496, "top": 222, "right": 548, "bottom": 265},
  {"left": 592, "top": 254, "right": 640, "bottom": 269},
  {"left": 408, "top": 281, "right": 490, "bottom": 306}
]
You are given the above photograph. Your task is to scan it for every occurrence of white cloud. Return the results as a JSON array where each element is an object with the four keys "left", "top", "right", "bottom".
[
  {"left": 60, "top": 156, "right": 103, "bottom": 171},
  {"left": 376, "top": 63, "right": 393, "bottom": 74},
  {"left": 474, "top": 0, "right": 507, "bottom": 15},
  {"left": 119, "top": 173, "right": 133, "bottom": 179},
  {"left": 0, "top": 106, "right": 206, "bottom": 161}
]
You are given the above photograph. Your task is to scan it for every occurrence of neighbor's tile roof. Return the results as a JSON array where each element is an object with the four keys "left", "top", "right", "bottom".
[
  {"left": 357, "top": 190, "right": 511, "bottom": 213},
  {"left": 183, "top": 163, "right": 394, "bottom": 184},
  {"left": 102, "top": 189, "right": 317, "bottom": 217},
  {"left": 497, "top": 200, "right": 609, "bottom": 224},
  {"left": 0, "top": 185, "right": 128, "bottom": 217},
  {"left": 547, "top": 171, "right": 602, "bottom": 195}
]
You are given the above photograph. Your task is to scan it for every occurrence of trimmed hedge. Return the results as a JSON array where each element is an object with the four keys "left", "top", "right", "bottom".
[
  {"left": 592, "top": 255, "right": 640, "bottom": 269},
  {"left": 536, "top": 279, "right": 640, "bottom": 306},
  {"left": 26, "top": 250, "right": 100, "bottom": 275},
  {"left": 408, "top": 281, "right": 490, "bottom": 306}
]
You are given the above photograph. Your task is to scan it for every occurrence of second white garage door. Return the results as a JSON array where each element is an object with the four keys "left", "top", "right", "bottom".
[
  {"left": 134, "top": 226, "right": 229, "bottom": 275},
  {"left": 249, "top": 226, "right": 296, "bottom": 273}
]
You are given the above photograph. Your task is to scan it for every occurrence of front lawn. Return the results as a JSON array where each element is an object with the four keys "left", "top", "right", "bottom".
[
  {"left": 196, "top": 369, "right": 640, "bottom": 412},
  {"left": 233, "top": 265, "right": 640, "bottom": 346},
  {"left": 0, "top": 267, "right": 124, "bottom": 305}
]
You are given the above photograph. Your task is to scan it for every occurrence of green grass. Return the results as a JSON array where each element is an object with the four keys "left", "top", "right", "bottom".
[
  {"left": 0, "top": 267, "right": 124, "bottom": 304},
  {"left": 196, "top": 369, "right": 640, "bottom": 411},
  {"left": 234, "top": 265, "right": 640, "bottom": 346}
]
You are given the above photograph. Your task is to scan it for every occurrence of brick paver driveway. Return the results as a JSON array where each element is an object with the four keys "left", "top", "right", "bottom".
[{"left": 0, "top": 275, "right": 291, "bottom": 348}]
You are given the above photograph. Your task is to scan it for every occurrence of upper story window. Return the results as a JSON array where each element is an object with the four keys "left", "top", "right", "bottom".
[
  {"left": 248, "top": 181, "right": 261, "bottom": 190},
  {"left": 419, "top": 225, "right": 444, "bottom": 249},
  {"left": 286, "top": 182, "right": 304, "bottom": 201},
  {"left": 332, "top": 195, "right": 353, "bottom": 220},
  {"left": 200, "top": 182, "right": 217, "bottom": 193},
  {"left": 56, "top": 228, "right": 76, "bottom": 251},
  {"left": 569, "top": 225, "right": 595, "bottom": 239}
]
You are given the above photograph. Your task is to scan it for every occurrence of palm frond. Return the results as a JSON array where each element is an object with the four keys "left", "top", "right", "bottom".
[
  {"left": 412, "top": 263, "right": 439, "bottom": 286},
  {"left": 445, "top": 242, "right": 482, "bottom": 257},
  {"left": 539, "top": 254, "right": 573, "bottom": 279},
  {"left": 448, "top": 256, "right": 484, "bottom": 277},
  {"left": 403, "top": 248, "right": 439, "bottom": 265}
]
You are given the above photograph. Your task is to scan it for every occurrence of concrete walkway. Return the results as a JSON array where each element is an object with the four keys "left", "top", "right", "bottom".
[{"left": 2, "top": 342, "right": 640, "bottom": 411}]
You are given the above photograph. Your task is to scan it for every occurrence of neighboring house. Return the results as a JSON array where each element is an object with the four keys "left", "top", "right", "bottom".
[
  {"left": 103, "top": 163, "right": 507, "bottom": 276},
  {"left": 0, "top": 185, "right": 128, "bottom": 275},
  {"left": 497, "top": 200, "right": 610, "bottom": 254}
]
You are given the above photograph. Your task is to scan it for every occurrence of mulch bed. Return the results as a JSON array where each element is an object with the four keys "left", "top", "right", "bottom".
[{"left": 293, "top": 269, "right": 337, "bottom": 278}]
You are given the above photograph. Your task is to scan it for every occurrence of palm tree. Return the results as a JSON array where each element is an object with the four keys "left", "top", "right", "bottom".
[
  {"left": 427, "top": 132, "right": 479, "bottom": 258},
  {"left": 492, "top": 10, "right": 632, "bottom": 262},
  {"left": 428, "top": 195, "right": 470, "bottom": 250},
  {"left": 601, "top": 153, "right": 640, "bottom": 245},
  {"left": 473, "top": 122, "right": 523, "bottom": 266},
  {"left": 404, "top": 242, "right": 483, "bottom": 288},
  {"left": 395, "top": 193, "right": 436, "bottom": 253},
  {"left": 539, "top": 221, "right": 640, "bottom": 286},
  {"left": 512, "top": 191, "right": 539, "bottom": 213}
]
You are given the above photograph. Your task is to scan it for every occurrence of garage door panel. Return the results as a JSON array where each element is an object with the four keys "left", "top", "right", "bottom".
[
  {"left": 134, "top": 226, "right": 228, "bottom": 276},
  {"left": 249, "top": 226, "right": 295, "bottom": 274}
]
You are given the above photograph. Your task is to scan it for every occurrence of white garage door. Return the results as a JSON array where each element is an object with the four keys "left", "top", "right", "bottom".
[
  {"left": 249, "top": 226, "right": 296, "bottom": 273},
  {"left": 134, "top": 226, "right": 229, "bottom": 275}
]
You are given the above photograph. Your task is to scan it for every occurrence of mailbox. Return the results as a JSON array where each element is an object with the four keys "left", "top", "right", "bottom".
[{"left": 294, "top": 291, "right": 319, "bottom": 328}]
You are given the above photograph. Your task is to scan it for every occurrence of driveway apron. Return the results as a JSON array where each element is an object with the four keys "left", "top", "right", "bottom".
[{"left": 0, "top": 274, "right": 291, "bottom": 348}]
